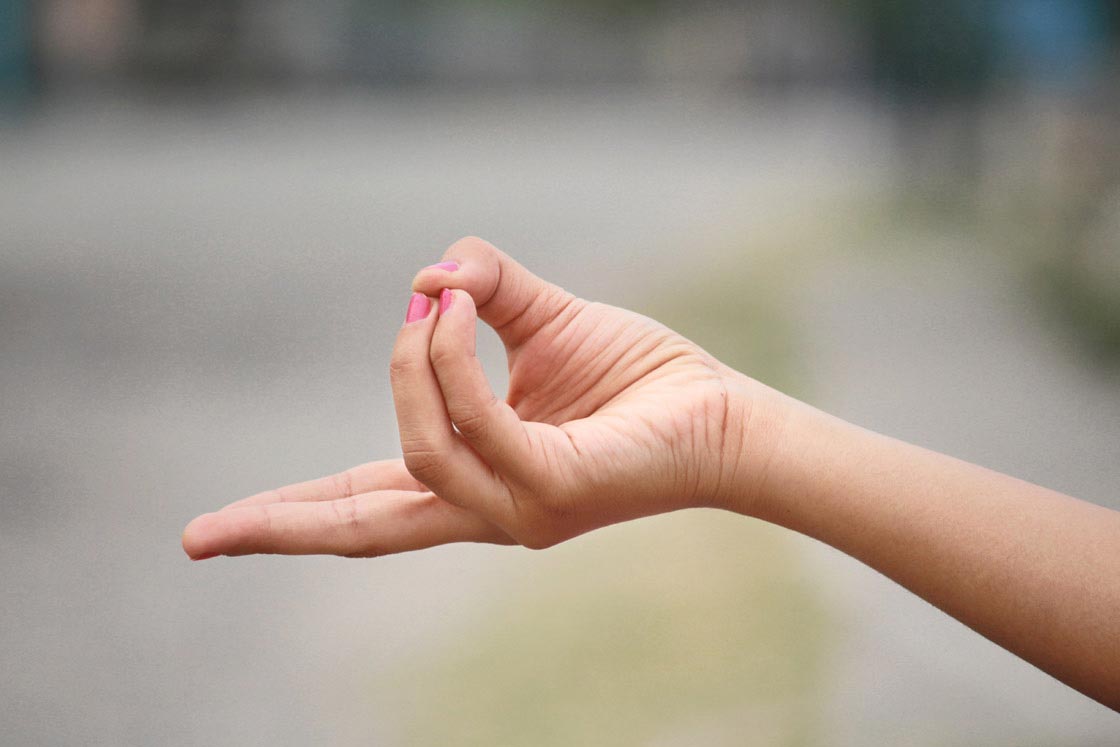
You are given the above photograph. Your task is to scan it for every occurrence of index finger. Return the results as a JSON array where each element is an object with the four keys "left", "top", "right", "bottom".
[
  {"left": 184, "top": 491, "right": 513, "bottom": 559},
  {"left": 219, "top": 459, "right": 425, "bottom": 511}
]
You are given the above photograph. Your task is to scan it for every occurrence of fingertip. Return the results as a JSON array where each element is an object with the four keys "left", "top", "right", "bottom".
[
  {"left": 413, "top": 237, "right": 500, "bottom": 297},
  {"left": 404, "top": 292, "right": 431, "bottom": 324},
  {"left": 406, "top": 287, "right": 443, "bottom": 324},
  {"left": 412, "top": 260, "right": 461, "bottom": 294},
  {"left": 435, "top": 289, "right": 481, "bottom": 342},
  {"left": 182, "top": 512, "right": 219, "bottom": 560},
  {"left": 437, "top": 287, "right": 477, "bottom": 317}
]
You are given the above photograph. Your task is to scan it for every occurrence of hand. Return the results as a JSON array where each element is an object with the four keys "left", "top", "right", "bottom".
[
  {"left": 181, "top": 238, "right": 1120, "bottom": 712},
  {"left": 181, "top": 238, "right": 788, "bottom": 559}
]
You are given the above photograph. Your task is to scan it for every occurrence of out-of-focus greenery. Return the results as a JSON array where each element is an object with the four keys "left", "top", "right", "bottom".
[
  {"left": 1040, "top": 260, "right": 1120, "bottom": 364},
  {"left": 489, "top": 0, "right": 667, "bottom": 17},
  {"left": 354, "top": 0, "right": 670, "bottom": 18},
  {"left": 852, "top": 0, "right": 998, "bottom": 99},
  {"left": 385, "top": 515, "right": 829, "bottom": 746},
  {"left": 652, "top": 240, "right": 813, "bottom": 399}
]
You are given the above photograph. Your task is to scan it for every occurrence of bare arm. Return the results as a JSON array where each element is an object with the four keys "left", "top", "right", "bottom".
[
  {"left": 183, "top": 237, "right": 1120, "bottom": 711},
  {"left": 741, "top": 393, "right": 1120, "bottom": 709}
]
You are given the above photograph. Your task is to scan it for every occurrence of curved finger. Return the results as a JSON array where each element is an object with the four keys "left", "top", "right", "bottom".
[
  {"left": 430, "top": 288, "right": 535, "bottom": 482},
  {"left": 219, "top": 459, "right": 424, "bottom": 511},
  {"left": 391, "top": 292, "right": 511, "bottom": 519},
  {"left": 182, "top": 491, "right": 512, "bottom": 559},
  {"left": 412, "top": 236, "right": 577, "bottom": 349}
]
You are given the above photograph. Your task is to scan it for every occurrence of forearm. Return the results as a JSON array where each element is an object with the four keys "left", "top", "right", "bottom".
[{"left": 730, "top": 379, "right": 1120, "bottom": 710}]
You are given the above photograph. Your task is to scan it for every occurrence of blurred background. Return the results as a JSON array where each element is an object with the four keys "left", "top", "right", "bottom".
[{"left": 2, "top": 1, "right": 1119, "bottom": 744}]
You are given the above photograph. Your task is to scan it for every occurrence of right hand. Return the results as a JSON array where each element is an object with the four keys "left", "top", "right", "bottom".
[{"left": 183, "top": 237, "right": 790, "bottom": 558}]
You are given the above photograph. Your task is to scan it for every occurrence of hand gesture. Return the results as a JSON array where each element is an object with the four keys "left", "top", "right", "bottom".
[{"left": 182, "top": 238, "right": 781, "bottom": 559}]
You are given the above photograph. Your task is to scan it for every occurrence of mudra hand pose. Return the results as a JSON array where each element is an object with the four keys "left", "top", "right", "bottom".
[{"left": 183, "top": 237, "right": 1120, "bottom": 710}]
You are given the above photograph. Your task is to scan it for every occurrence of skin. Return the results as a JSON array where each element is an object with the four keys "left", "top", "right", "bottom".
[{"left": 182, "top": 236, "right": 1120, "bottom": 711}]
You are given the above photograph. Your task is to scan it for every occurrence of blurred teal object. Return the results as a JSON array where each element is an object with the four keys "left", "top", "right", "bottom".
[
  {"left": 996, "top": 0, "right": 1111, "bottom": 89},
  {"left": 858, "top": 0, "right": 999, "bottom": 100},
  {"left": 0, "top": 0, "right": 31, "bottom": 103}
]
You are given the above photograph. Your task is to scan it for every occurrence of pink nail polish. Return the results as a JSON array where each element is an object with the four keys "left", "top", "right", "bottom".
[
  {"left": 439, "top": 288, "right": 453, "bottom": 314},
  {"left": 406, "top": 292, "right": 430, "bottom": 323},
  {"left": 425, "top": 261, "right": 459, "bottom": 272}
]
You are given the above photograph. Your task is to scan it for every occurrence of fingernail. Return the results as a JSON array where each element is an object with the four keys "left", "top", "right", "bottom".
[
  {"left": 439, "top": 288, "right": 454, "bottom": 314},
  {"left": 406, "top": 292, "right": 430, "bottom": 323},
  {"left": 191, "top": 552, "right": 218, "bottom": 561},
  {"left": 425, "top": 261, "right": 459, "bottom": 272}
]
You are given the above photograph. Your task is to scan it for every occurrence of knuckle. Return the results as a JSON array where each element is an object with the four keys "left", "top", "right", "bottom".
[
  {"left": 389, "top": 354, "right": 419, "bottom": 383},
  {"left": 401, "top": 443, "right": 444, "bottom": 485},
  {"left": 450, "top": 235, "right": 495, "bottom": 257},
  {"left": 329, "top": 469, "right": 355, "bottom": 499},
  {"left": 515, "top": 525, "right": 562, "bottom": 551},
  {"left": 245, "top": 506, "right": 275, "bottom": 548},
  {"left": 330, "top": 496, "right": 362, "bottom": 531},
  {"left": 507, "top": 491, "right": 572, "bottom": 551},
  {"left": 450, "top": 399, "right": 494, "bottom": 442},
  {"left": 428, "top": 337, "right": 459, "bottom": 369}
]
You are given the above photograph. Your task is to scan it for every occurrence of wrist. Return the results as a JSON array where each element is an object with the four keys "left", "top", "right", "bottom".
[
  {"left": 707, "top": 369, "right": 796, "bottom": 516},
  {"left": 710, "top": 369, "right": 848, "bottom": 524}
]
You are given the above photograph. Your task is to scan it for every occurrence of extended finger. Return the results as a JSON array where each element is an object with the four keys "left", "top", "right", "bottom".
[
  {"left": 391, "top": 292, "right": 510, "bottom": 519},
  {"left": 219, "top": 459, "right": 424, "bottom": 511},
  {"left": 430, "top": 288, "right": 535, "bottom": 482},
  {"left": 182, "top": 491, "right": 512, "bottom": 559},
  {"left": 411, "top": 236, "right": 577, "bottom": 349}
]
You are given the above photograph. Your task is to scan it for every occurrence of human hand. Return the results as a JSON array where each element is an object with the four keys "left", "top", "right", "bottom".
[
  {"left": 181, "top": 238, "right": 789, "bottom": 559},
  {"left": 181, "top": 238, "right": 1120, "bottom": 710}
]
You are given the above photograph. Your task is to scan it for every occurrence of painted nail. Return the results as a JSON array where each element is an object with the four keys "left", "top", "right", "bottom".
[
  {"left": 425, "top": 261, "right": 459, "bottom": 272},
  {"left": 406, "top": 292, "right": 430, "bottom": 323},
  {"left": 439, "top": 288, "right": 454, "bottom": 314}
]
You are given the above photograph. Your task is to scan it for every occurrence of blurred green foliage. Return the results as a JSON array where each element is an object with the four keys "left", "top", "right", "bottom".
[
  {"left": 852, "top": 0, "right": 997, "bottom": 99},
  {"left": 1038, "top": 256, "right": 1120, "bottom": 365},
  {"left": 652, "top": 247, "right": 809, "bottom": 399},
  {"left": 386, "top": 515, "right": 829, "bottom": 746},
  {"left": 353, "top": 0, "right": 670, "bottom": 18}
]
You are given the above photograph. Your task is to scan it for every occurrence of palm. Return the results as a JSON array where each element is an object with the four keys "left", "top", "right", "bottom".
[
  {"left": 501, "top": 298, "right": 731, "bottom": 525},
  {"left": 506, "top": 300, "right": 697, "bottom": 420},
  {"left": 506, "top": 300, "right": 641, "bottom": 423}
]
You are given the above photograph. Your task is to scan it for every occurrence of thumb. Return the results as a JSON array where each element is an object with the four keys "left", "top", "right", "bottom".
[{"left": 411, "top": 237, "right": 575, "bottom": 349}]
